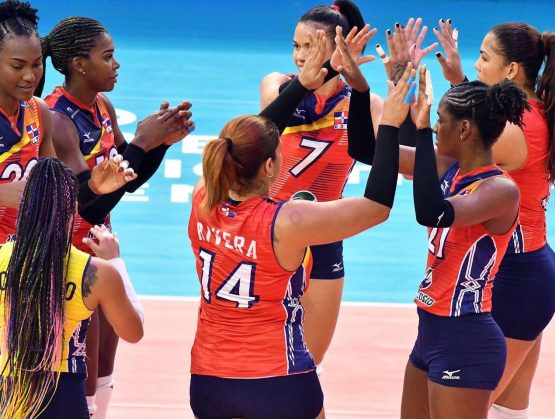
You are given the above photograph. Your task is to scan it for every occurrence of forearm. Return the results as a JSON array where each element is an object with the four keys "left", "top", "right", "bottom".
[
  {"left": 260, "top": 77, "right": 310, "bottom": 134},
  {"left": 347, "top": 89, "right": 376, "bottom": 164},
  {"left": 413, "top": 128, "right": 454, "bottom": 227},
  {"left": 363, "top": 125, "right": 399, "bottom": 208},
  {"left": 126, "top": 144, "right": 169, "bottom": 192}
]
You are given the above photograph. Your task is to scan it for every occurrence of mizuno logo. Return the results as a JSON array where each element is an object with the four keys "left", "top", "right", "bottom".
[
  {"left": 83, "top": 132, "right": 94, "bottom": 143},
  {"left": 332, "top": 262, "right": 343, "bottom": 272},
  {"left": 442, "top": 369, "right": 461, "bottom": 380}
]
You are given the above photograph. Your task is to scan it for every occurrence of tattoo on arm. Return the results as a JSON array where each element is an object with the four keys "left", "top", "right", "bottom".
[{"left": 82, "top": 264, "right": 99, "bottom": 298}]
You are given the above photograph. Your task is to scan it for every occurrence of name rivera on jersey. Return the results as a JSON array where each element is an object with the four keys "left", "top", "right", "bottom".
[{"left": 196, "top": 221, "right": 257, "bottom": 260}]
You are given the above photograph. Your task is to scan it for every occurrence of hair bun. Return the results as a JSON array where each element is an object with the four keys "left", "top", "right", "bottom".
[
  {"left": 486, "top": 80, "right": 529, "bottom": 126},
  {"left": 0, "top": 0, "right": 39, "bottom": 27}
]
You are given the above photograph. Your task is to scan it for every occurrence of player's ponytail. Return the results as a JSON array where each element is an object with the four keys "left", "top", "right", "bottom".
[{"left": 200, "top": 115, "right": 280, "bottom": 216}]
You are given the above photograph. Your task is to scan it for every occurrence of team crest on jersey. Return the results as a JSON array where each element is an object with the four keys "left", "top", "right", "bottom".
[
  {"left": 419, "top": 268, "right": 433, "bottom": 290},
  {"left": 26, "top": 123, "right": 40, "bottom": 143},
  {"left": 220, "top": 205, "right": 236, "bottom": 218},
  {"left": 100, "top": 113, "right": 113, "bottom": 133},
  {"left": 334, "top": 111, "right": 348, "bottom": 129}
]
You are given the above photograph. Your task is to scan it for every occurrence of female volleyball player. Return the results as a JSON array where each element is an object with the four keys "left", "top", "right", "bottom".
[
  {"left": 434, "top": 21, "right": 555, "bottom": 418},
  {"left": 259, "top": 0, "right": 383, "bottom": 366},
  {"left": 187, "top": 31, "right": 413, "bottom": 418},
  {"left": 37, "top": 16, "right": 193, "bottom": 417},
  {"left": 0, "top": 158, "right": 144, "bottom": 418},
  {"left": 0, "top": 0, "right": 135, "bottom": 246}
]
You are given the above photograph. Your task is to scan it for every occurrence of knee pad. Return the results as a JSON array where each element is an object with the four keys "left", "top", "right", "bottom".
[
  {"left": 86, "top": 395, "right": 97, "bottom": 417},
  {"left": 490, "top": 404, "right": 530, "bottom": 419}
]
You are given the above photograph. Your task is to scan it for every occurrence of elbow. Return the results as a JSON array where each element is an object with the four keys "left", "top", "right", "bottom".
[{"left": 124, "top": 325, "right": 144, "bottom": 344}]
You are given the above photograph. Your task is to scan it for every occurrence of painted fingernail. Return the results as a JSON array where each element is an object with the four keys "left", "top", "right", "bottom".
[
  {"left": 387, "top": 29, "right": 391, "bottom": 35},
  {"left": 440, "top": 19, "right": 444, "bottom": 23},
  {"left": 447, "top": 19, "right": 451, "bottom": 24},
  {"left": 436, "top": 52, "right": 442, "bottom": 57},
  {"left": 395, "top": 22, "right": 400, "bottom": 28}
]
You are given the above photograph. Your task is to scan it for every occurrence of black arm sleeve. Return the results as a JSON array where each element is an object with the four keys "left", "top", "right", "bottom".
[
  {"left": 413, "top": 128, "right": 455, "bottom": 227},
  {"left": 260, "top": 77, "right": 310, "bottom": 134},
  {"left": 398, "top": 115, "right": 417, "bottom": 147},
  {"left": 126, "top": 144, "right": 170, "bottom": 193},
  {"left": 77, "top": 143, "right": 147, "bottom": 225},
  {"left": 347, "top": 89, "right": 375, "bottom": 164},
  {"left": 363, "top": 125, "right": 399, "bottom": 208},
  {"left": 77, "top": 171, "right": 99, "bottom": 212}
]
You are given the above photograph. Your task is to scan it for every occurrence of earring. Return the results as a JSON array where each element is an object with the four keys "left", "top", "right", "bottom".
[
  {"left": 267, "top": 172, "right": 273, "bottom": 178},
  {"left": 82, "top": 71, "right": 86, "bottom": 76}
]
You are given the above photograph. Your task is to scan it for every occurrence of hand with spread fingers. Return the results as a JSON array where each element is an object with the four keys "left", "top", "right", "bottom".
[
  {"left": 333, "top": 26, "right": 370, "bottom": 93},
  {"left": 379, "top": 18, "right": 437, "bottom": 83},
  {"left": 331, "top": 23, "right": 377, "bottom": 71},
  {"left": 88, "top": 153, "right": 138, "bottom": 195},
  {"left": 82, "top": 224, "right": 120, "bottom": 260},
  {"left": 433, "top": 18, "right": 465, "bottom": 85}
]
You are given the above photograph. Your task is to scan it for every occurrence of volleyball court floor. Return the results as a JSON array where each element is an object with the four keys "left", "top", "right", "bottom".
[{"left": 107, "top": 298, "right": 554, "bottom": 418}]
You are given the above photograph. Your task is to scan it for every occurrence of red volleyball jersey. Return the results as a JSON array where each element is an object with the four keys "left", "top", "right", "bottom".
[
  {"left": 0, "top": 98, "right": 43, "bottom": 243},
  {"left": 188, "top": 188, "right": 314, "bottom": 378},
  {"left": 270, "top": 81, "right": 355, "bottom": 202},
  {"left": 506, "top": 100, "right": 550, "bottom": 253},
  {"left": 46, "top": 87, "right": 117, "bottom": 253},
  {"left": 415, "top": 164, "right": 517, "bottom": 317}
]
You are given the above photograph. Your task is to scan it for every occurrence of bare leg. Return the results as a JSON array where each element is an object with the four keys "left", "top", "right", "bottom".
[
  {"left": 401, "top": 360, "right": 430, "bottom": 419},
  {"left": 493, "top": 334, "right": 542, "bottom": 409},
  {"left": 301, "top": 278, "right": 344, "bottom": 365},
  {"left": 429, "top": 380, "right": 492, "bottom": 419},
  {"left": 98, "top": 307, "right": 120, "bottom": 377}
]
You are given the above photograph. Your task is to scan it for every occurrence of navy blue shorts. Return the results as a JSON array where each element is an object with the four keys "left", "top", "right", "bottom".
[
  {"left": 38, "top": 373, "right": 89, "bottom": 418},
  {"left": 409, "top": 308, "right": 506, "bottom": 390},
  {"left": 190, "top": 371, "right": 323, "bottom": 419},
  {"left": 492, "top": 244, "right": 555, "bottom": 341},
  {"left": 310, "top": 241, "right": 344, "bottom": 280}
]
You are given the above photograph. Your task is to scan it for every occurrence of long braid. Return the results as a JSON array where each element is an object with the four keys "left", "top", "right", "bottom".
[
  {"left": 35, "top": 16, "right": 106, "bottom": 96},
  {"left": 442, "top": 80, "right": 530, "bottom": 148},
  {"left": 0, "top": 158, "right": 77, "bottom": 418}
]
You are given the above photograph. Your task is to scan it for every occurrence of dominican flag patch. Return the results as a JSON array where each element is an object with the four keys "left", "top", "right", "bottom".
[
  {"left": 220, "top": 205, "right": 236, "bottom": 218},
  {"left": 26, "top": 123, "right": 40, "bottom": 143},
  {"left": 101, "top": 113, "right": 113, "bottom": 133},
  {"left": 334, "top": 111, "right": 348, "bottom": 129}
]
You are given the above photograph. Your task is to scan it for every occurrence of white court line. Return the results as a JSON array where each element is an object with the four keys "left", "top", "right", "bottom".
[{"left": 138, "top": 294, "right": 413, "bottom": 308}]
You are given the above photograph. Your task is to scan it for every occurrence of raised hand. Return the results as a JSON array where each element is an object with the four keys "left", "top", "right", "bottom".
[
  {"left": 379, "top": 18, "right": 437, "bottom": 83},
  {"left": 380, "top": 62, "right": 416, "bottom": 127},
  {"left": 88, "top": 154, "right": 138, "bottom": 195},
  {"left": 413, "top": 65, "right": 433, "bottom": 129},
  {"left": 333, "top": 26, "right": 370, "bottom": 92},
  {"left": 298, "top": 29, "right": 329, "bottom": 90},
  {"left": 433, "top": 19, "right": 465, "bottom": 85},
  {"left": 331, "top": 23, "right": 377, "bottom": 70},
  {"left": 82, "top": 224, "right": 120, "bottom": 260},
  {"left": 405, "top": 18, "right": 439, "bottom": 68}
]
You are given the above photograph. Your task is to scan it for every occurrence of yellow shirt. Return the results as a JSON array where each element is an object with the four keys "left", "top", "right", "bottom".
[{"left": 0, "top": 243, "right": 93, "bottom": 375}]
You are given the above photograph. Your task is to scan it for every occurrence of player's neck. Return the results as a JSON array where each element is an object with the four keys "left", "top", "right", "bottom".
[
  {"left": 63, "top": 81, "right": 97, "bottom": 108},
  {"left": 228, "top": 186, "right": 269, "bottom": 201}
]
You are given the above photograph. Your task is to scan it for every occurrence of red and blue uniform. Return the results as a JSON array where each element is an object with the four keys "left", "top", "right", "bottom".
[
  {"left": 188, "top": 188, "right": 314, "bottom": 378},
  {"left": 46, "top": 87, "right": 117, "bottom": 253},
  {"left": 492, "top": 100, "right": 555, "bottom": 340},
  {"left": 270, "top": 81, "right": 353, "bottom": 280},
  {"left": 0, "top": 98, "right": 42, "bottom": 243},
  {"left": 410, "top": 164, "right": 516, "bottom": 389}
]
